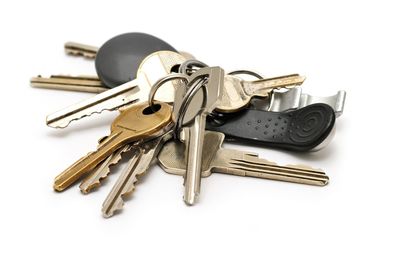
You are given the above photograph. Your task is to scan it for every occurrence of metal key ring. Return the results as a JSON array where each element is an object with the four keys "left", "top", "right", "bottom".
[
  {"left": 174, "top": 76, "right": 209, "bottom": 137},
  {"left": 228, "top": 70, "right": 264, "bottom": 80},
  {"left": 179, "top": 59, "right": 208, "bottom": 75},
  {"left": 148, "top": 73, "right": 189, "bottom": 111}
]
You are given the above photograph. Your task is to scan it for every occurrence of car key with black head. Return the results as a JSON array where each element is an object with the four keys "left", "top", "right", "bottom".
[
  {"left": 206, "top": 103, "right": 336, "bottom": 152},
  {"left": 30, "top": 32, "right": 186, "bottom": 92}
]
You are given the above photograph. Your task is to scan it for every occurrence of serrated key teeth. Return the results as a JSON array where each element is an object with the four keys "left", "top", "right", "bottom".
[
  {"left": 46, "top": 117, "right": 68, "bottom": 129},
  {"left": 79, "top": 183, "right": 98, "bottom": 194},
  {"left": 102, "top": 202, "right": 123, "bottom": 218}
]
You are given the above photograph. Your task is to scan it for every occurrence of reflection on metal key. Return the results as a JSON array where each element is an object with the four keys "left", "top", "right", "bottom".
[
  {"left": 46, "top": 51, "right": 185, "bottom": 128},
  {"left": 174, "top": 67, "right": 224, "bottom": 205},
  {"left": 268, "top": 87, "right": 346, "bottom": 117},
  {"left": 158, "top": 131, "right": 329, "bottom": 186},
  {"left": 53, "top": 102, "right": 172, "bottom": 191},
  {"left": 102, "top": 130, "right": 174, "bottom": 218},
  {"left": 215, "top": 74, "right": 305, "bottom": 113}
]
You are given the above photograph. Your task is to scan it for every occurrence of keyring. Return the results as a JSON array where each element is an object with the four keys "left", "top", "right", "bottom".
[
  {"left": 179, "top": 59, "right": 208, "bottom": 75},
  {"left": 148, "top": 73, "right": 189, "bottom": 111},
  {"left": 174, "top": 76, "right": 209, "bottom": 137},
  {"left": 228, "top": 70, "right": 264, "bottom": 80}
]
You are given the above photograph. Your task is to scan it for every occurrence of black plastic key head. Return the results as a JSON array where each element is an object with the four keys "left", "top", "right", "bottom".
[
  {"left": 206, "top": 103, "right": 336, "bottom": 152},
  {"left": 95, "top": 32, "right": 177, "bottom": 88}
]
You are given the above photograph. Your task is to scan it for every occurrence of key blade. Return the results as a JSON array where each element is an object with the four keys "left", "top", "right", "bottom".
[
  {"left": 221, "top": 154, "right": 329, "bottom": 186},
  {"left": 159, "top": 131, "right": 328, "bottom": 186},
  {"left": 30, "top": 75, "right": 107, "bottom": 93},
  {"left": 46, "top": 51, "right": 187, "bottom": 128},
  {"left": 64, "top": 42, "right": 98, "bottom": 58},
  {"left": 46, "top": 78, "right": 143, "bottom": 128},
  {"left": 79, "top": 144, "right": 132, "bottom": 194},
  {"left": 102, "top": 131, "right": 173, "bottom": 217},
  {"left": 53, "top": 103, "right": 172, "bottom": 191},
  {"left": 244, "top": 74, "right": 306, "bottom": 96},
  {"left": 54, "top": 130, "right": 131, "bottom": 191},
  {"left": 178, "top": 67, "right": 224, "bottom": 205}
]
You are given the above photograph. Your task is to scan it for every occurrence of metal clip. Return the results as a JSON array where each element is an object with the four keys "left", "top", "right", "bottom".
[{"left": 268, "top": 87, "right": 346, "bottom": 117}]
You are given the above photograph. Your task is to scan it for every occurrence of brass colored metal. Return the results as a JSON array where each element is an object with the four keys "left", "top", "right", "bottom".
[
  {"left": 158, "top": 131, "right": 329, "bottom": 186},
  {"left": 215, "top": 74, "right": 306, "bottom": 113},
  {"left": 53, "top": 102, "right": 172, "bottom": 192},
  {"left": 30, "top": 75, "right": 107, "bottom": 93},
  {"left": 64, "top": 42, "right": 98, "bottom": 59}
]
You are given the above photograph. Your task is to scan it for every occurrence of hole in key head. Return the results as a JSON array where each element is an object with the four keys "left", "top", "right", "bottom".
[
  {"left": 142, "top": 104, "right": 161, "bottom": 115},
  {"left": 170, "top": 64, "right": 180, "bottom": 73}
]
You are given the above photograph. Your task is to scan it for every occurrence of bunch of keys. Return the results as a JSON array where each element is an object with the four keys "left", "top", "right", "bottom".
[{"left": 31, "top": 32, "right": 346, "bottom": 217}]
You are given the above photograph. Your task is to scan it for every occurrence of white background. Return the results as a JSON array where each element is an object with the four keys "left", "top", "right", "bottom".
[{"left": 0, "top": 0, "right": 399, "bottom": 253}]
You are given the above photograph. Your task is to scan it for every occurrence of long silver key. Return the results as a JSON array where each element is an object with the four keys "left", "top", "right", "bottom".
[
  {"left": 102, "top": 130, "right": 174, "bottom": 218},
  {"left": 174, "top": 67, "right": 224, "bottom": 205},
  {"left": 158, "top": 131, "right": 329, "bottom": 186},
  {"left": 46, "top": 51, "right": 186, "bottom": 128}
]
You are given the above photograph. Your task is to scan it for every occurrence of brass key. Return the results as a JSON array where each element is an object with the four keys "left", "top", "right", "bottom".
[
  {"left": 53, "top": 102, "right": 172, "bottom": 192},
  {"left": 215, "top": 74, "right": 306, "bottom": 113}
]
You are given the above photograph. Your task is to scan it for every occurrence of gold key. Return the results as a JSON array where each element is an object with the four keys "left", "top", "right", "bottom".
[
  {"left": 53, "top": 102, "right": 172, "bottom": 192},
  {"left": 215, "top": 74, "right": 306, "bottom": 113}
]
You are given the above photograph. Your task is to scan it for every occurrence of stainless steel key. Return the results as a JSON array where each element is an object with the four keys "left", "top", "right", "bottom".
[
  {"left": 46, "top": 51, "right": 186, "bottom": 128},
  {"left": 174, "top": 67, "right": 224, "bottom": 205},
  {"left": 158, "top": 131, "right": 329, "bottom": 186},
  {"left": 79, "top": 144, "right": 132, "bottom": 194},
  {"left": 102, "top": 130, "right": 174, "bottom": 218}
]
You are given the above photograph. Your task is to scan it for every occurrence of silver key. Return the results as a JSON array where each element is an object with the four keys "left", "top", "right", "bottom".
[
  {"left": 158, "top": 131, "right": 329, "bottom": 186},
  {"left": 79, "top": 144, "right": 132, "bottom": 194},
  {"left": 173, "top": 67, "right": 224, "bottom": 205},
  {"left": 102, "top": 130, "right": 174, "bottom": 218},
  {"left": 46, "top": 51, "right": 186, "bottom": 128}
]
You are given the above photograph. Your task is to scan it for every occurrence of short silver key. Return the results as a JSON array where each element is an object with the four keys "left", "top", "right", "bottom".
[
  {"left": 102, "top": 130, "right": 174, "bottom": 218},
  {"left": 158, "top": 131, "right": 329, "bottom": 186},
  {"left": 79, "top": 144, "right": 132, "bottom": 194},
  {"left": 174, "top": 67, "right": 224, "bottom": 205},
  {"left": 46, "top": 51, "right": 186, "bottom": 128}
]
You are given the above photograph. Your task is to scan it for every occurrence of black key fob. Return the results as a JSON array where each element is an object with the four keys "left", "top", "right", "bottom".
[
  {"left": 206, "top": 103, "right": 336, "bottom": 152},
  {"left": 95, "top": 32, "right": 177, "bottom": 88}
]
